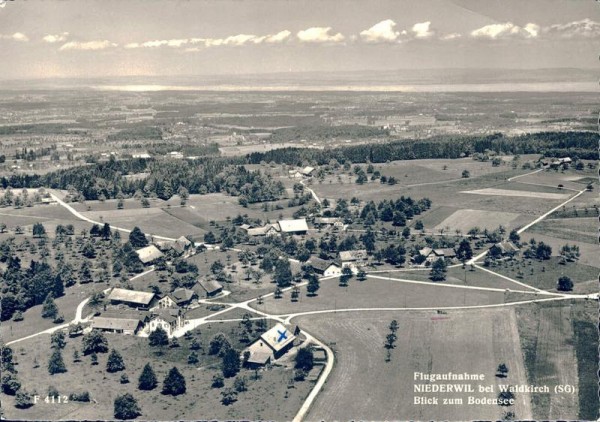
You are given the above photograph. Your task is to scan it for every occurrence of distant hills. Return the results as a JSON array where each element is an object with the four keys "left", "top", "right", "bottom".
[{"left": 2, "top": 68, "right": 596, "bottom": 91}]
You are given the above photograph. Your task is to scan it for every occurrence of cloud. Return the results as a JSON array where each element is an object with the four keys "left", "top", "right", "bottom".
[
  {"left": 360, "top": 19, "right": 400, "bottom": 43},
  {"left": 470, "top": 22, "right": 537, "bottom": 39},
  {"left": 1, "top": 32, "right": 29, "bottom": 42},
  {"left": 296, "top": 27, "right": 344, "bottom": 43},
  {"left": 59, "top": 40, "right": 117, "bottom": 51},
  {"left": 127, "top": 30, "right": 291, "bottom": 50},
  {"left": 543, "top": 18, "right": 600, "bottom": 38},
  {"left": 43, "top": 32, "right": 69, "bottom": 43},
  {"left": 412, "top": 21, "right": 435, "bottom": 39},
  {"left": 440, "top": 32, "right": 461, "bottom": 41}
]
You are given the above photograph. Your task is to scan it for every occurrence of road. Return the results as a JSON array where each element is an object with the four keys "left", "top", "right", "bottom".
[{"left": 48, "top": 190, "right": 177, "bottom": 241}]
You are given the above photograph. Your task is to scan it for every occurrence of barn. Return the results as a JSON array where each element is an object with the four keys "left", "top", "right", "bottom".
[{"left": 244, "top": 323, "right": 296, "bottom": 367}]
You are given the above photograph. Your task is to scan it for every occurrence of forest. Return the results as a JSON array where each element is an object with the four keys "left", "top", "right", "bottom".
[{"left": 1, "top": 131, "right": 595, "bottom": 201}]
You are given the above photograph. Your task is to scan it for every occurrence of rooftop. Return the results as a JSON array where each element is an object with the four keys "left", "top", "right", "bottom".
[
  {"left": 135, "top": 245, "right": 164, "bottom": 264},
  {"left": 260, "top": 323, "right": 296, "bottom": 353},
  {"left": 278, "top": 218, "right": 309, "bottom": 233},
  {"left": 108, "top": 288, "right": 155, "bottom": 305}
]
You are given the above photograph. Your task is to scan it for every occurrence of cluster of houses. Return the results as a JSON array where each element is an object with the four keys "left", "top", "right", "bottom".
[
  {"left": 541, "top": 156, "right": 572, "bottom": 169},
  {"left": 91, "top": 279, "right": 224, "bottom": 337},
  {"left": 239, "top": 218, "right": 310, "bottom": 238},
  {"left": 307, "top": 249, "right": 369, "bottom": 276}
]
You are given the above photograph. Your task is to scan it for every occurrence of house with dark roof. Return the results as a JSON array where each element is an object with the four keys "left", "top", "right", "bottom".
[
  {"left": 493, "top": 241, "right": 520, "bottom": 256},
  {"left": 338, "top": 249, "right": 368, "bottom": 273},
  {"left": 308, "top": 257, "right": 341, "bottom": 276},
  {"left": 145, "top": 308, "right": 185, "bottom": 337},
  {"left": 152, "top": 288, "right": 196, "bottom": 310},
  {"left": 246, "top": 223, "right": 280, "bottom": 237},
  {"left": 196, "top": 279, "right": 224, "bottom": 298}
]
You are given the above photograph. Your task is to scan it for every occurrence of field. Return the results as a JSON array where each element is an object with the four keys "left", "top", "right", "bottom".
[
  {"left": 487, "top": 257, "right": 598, "bottom": 292},
  {"left": 461, "top": 188, "right": 570, "bottom": 200},
  {"left": 519, "top": 232, "right": 600, "bottom": 269},
  {"left": 296, "top": 308, "right": 532, "bottom": 420},
  {"left": 528, "top": 217, "right": 597, "bottom": 245},
  {"left": 2, "top": 321, "right": 313, "bottom": 421},
  {"left": 252, "top": 276, "right": 506, "bottom": 316},
  {"left": 433, "top": 208, "right": 520, "bottom": 233},
  {"left": 515, "top": 301, "right": 597, "bottom": 420}
]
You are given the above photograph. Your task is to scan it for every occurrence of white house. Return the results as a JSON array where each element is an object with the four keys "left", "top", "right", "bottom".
[{"left": 278, "top": 219, "right": 309, "bottom": 235}]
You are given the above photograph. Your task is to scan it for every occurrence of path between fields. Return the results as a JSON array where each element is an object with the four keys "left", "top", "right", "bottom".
[
  {"left": 467, "top": 187, "right": 587, "bottom": 265},
  {"left": 48, "top": 190, "right": 176, "bottom": 241}
]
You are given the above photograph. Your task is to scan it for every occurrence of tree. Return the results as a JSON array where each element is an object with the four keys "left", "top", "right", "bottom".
[
  {"left": 129, "top": 226, "right": 148, "bottom": 248},
  {"left": 212, "top": 374, "right": 224, "bottom": 388},
  {"left": 82, "top": 330, "right": 109, "bottom": 355},
  {"left": 221, "top": 387, "right": 238, "bottom": 405},
  {"left": 48, "top": 349, "right": 67, "bottom": 375},
  {"left": 1, "top": 373, "right": 21, "bottom": 395},
  {"left": 274, "top": 259, "right": 293, "bottom": 287},
  {"left": 222, "top": 348, "right": 241, "bottom": 378},
  {"left": 389, "top": 320, "right": 399, "bottom": 333},
  {"left": 384, "top": 333, "right": 397, "bottom": 349},
  {"left": 15, "top": 389, "right": 34, "bottom": 409},
  {"left": 106, "top": 349, "right": 126, "bottom": 373},
  {"left": 295, "top": 347, "right": 314, "bottom": 371},
  {"left": 138, "top": 363, "right": 158, "bottom": 390},
  {"left": 209, "top": 333, "right": 231, "bottom": 355},
  {"left": 233, "top": 376, "right": 247, "bottom": 392},
  {"left": 456, "top": 239, "right": 473, "bottom": 262},
  {"left": 120, "top": 373, "right": 129, "bottom": 384},
  {"left": 51, "top": 331, "right": 66, "bottom": 349},
  {"left": 32, "top": 222, "right": 46, "bottom": 238},
  {"left": 148, "top": 327, "right": 169, "bottom": 347},
  {"left": 41, "top": 294, "right": 58, "bottom": 319},
  {"left": 508, "top": 229, "right": 520, "bottom": 244},
  {"left": 462, "top": 169, "right": 470, "bottom": 178},
  {"left": 306, "top": 274, "right": 320, "bottom": 296},
  {"left": 162, "top": 367, "right": 186, "bottom": 395},
  {"left": 496, "top": 363, "right": 509, "bottom": 378},
  {"left": 340, "top": 266, "right": 353, "bottom": 286},
  {"left": 557, "top": 276, "right": 573, "bottom": 292},
  {"left": 430, "top": 258, "right": 447, "bottom": 281},
  {"left": 535, "top": 242, "right": 552, "bottom": 260},
  {"left": 114, "top": 393, "right": 141, "bottom": 420},
  {"left": 188, "top": 352, "right": 199, "bottom": 365}
]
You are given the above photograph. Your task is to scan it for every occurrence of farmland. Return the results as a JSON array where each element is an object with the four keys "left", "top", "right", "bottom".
[{"left": 296, "top": 308, "right": 532, "bottom": 421}]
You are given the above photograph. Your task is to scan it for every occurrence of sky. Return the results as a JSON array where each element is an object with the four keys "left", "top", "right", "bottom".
[{"left": 0, "top": 0, "right": 598, "bottom": 80}]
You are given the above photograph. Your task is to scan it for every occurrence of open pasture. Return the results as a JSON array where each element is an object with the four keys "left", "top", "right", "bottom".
[
  {"left": 252, "top": 276, "right": 505, "bottom": 316},
  {"left": 461, "top": 188, "right": 570, "bottom": 200},
  {"left": 515, "top": 302, "right": 593, "bottom": 419},
  {"left": 80, "top": 208, "right": 205, "bottom": 239},
  {"left": 433, "top": 208, "right": 520, "bottom": 232},
  {"left": 528, "top": 217, "right": 597, "bottom": 245},
  {"left": 298, "top": 307, "right": 532, "bottom": 421}
]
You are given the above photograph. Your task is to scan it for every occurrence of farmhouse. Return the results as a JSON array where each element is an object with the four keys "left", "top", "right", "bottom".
[
  {"left": 91, "top": 314, "right": 145, "bottom": 335},
  {"left": 417, "top": 247, "right": 437, "bottom": 264},
  {"left": 433, "top": 248, "right": 457, "bottom": 261},
  {"left": 135, "top": 245, "right": 164, "bottom": 265},
  {"left": 278, "top": 218, "right": 309, "bottom": 235},
  {"left": 108, "top": 288, "right": 157, "bottom": 310},
  {"left": 288, "top": 169, "right": 304, "bottom": 179},
  {"left": 309, "top": 257, "right": 342, "bottom": 276},
  {"left": 153, "top": 288, "right": 196, "bottom": 310},
  {"left": 339, "top": 249, "right": 368, "bottom": 272},
  {"left": 314, "top": 217, "right": 344, "bottom": 228},
  {"left": 196, "top": 279, "right": 224, "bottom": 298},
  {"left": 244, "top": 323, "right": 296, "bottom": 367},
  {"left": 156, "top": 236, "right": 193, "bottom": 255},
  {"left": 301, "top": 166, "right": 315, "bottom": 176},
  {"left": 492, "top": 241, "right": 520, "bottom": 256},
  {"left": 246, "top": 223, "right": 281, "bottom": 237},
  {"left": 145, "top": 309, "right": 185, "bottom": 337}
]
